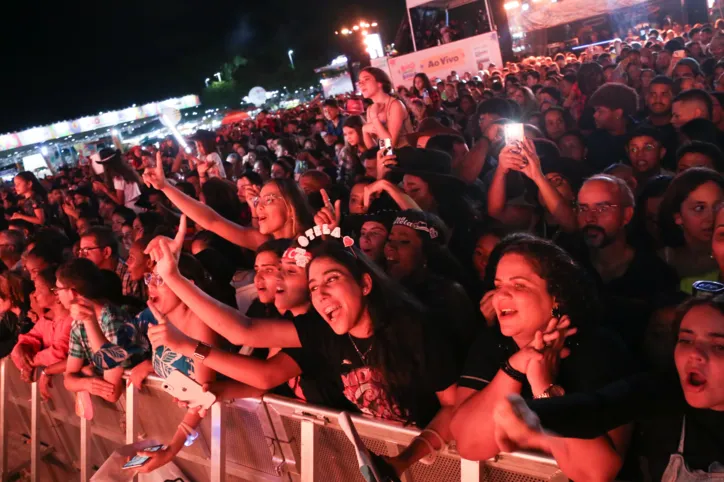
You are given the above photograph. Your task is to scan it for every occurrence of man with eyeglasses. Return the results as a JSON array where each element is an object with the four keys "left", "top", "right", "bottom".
[
  {"left": 78, "top": 226, "right": 131, "bottom": 296},
  {"left": 573, "top": 174, "right": 679, "bottom": 353}
]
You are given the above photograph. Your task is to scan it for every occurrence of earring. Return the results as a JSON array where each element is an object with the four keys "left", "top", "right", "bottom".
[{"left": 551, "top": 306, "right": 561, "bottom": 319}]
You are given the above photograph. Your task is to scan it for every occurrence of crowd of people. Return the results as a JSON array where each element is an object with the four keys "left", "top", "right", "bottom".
[{"left": 2, "top": 19, "right": 724, "bottom": 482}]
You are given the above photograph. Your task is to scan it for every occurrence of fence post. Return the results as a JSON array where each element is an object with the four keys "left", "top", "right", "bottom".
[
  {"left": 0, "top": 358, "right": 7, "bottom": 482},
  {"left": 30, "top": 379, "right": 40, "bottom": 482},
  {"left": 80, "top": 416, "right": 92, "bottom": 482},
  {"left": 300, "top": 419, "right": 315, "bottom": 482},
  {"left": 210, "top": 403, "right": 226, "bottom": 482},
  {"left": 125, "top": 381, "right": 138, "bottom": 482},
  {"left": 460, "top": 458, "right": 481, "bottom": 482}
]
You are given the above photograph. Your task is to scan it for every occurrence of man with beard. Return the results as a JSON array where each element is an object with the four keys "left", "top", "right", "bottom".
[
  {"left": 643, "top": 76, "right": 677, "bottom": 170},
  {"left": 575, "top": 174, "right": 679, "bottom": 353}
]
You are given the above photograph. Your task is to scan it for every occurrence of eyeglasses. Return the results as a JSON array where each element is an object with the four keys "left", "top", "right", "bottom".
[
  {"left": 252, "top": 193, "right": 283, "bottom": 208},
  {"left": 628, "top": 143, "right": 658, "bottom": 154},
  {"left": 52, "top": 286, "right": 76, "bottom": 295},
  {"left": 78, "top": 246, "right": 104, "bottom": 257},
  {"left": 575, "top": 203, "right": 621, "bottom": 215},
  {"left": 143, "top": 272, "right": 164, "bottom": 287}
]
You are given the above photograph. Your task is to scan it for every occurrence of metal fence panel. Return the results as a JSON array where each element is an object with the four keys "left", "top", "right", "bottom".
[{"left": 0, "top": 359, "right": 566, "bottom": 482}]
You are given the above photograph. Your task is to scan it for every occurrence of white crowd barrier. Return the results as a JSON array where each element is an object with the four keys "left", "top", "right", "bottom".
[{"left": 0, "top": 358, "right": 567, "bottom": 481}]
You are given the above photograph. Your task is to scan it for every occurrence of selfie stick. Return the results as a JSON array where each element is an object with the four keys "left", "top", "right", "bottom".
[{"left": 161, "top": 114, "right": 192, "bottom": 154}]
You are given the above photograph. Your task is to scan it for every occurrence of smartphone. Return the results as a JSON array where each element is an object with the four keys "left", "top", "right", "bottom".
[
  {"left": 162, "top": 370, "right": 217, "bottom": 410},
  {"left": 378, "top": 138, "right": 393, "bottom": 156},
  {"left": 503, "top": 123, "right": 525, "bottom": 145},
  {"left": 122, "top": 444, "right": 164, "bottom": 470}
]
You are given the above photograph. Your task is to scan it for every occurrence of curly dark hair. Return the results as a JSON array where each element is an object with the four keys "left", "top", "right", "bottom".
[
  {"left": 484, "top": 233, "right": 601, "bottom": 328},
  {"left": 308, "top": 240, "right": 438, "bottom": 426}
]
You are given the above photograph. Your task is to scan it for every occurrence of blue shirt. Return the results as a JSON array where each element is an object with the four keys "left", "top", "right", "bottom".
[
  {"left": 136, "top": 309, "right": 197, "bottom": 381},
  {"left": 326, "top": 115, "right": 347, "bottom": 138}
]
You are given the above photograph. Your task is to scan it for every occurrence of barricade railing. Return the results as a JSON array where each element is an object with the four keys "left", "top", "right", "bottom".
[{"left": 0, "top": 358, "right": 567, "bottom": 481}]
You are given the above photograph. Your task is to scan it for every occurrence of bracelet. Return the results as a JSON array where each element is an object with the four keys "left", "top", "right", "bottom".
[
  {"left": 501, "top": 360, "right": 526, "bottom": 383},
  {"left": 415, "top": 434, "right": 438, "bottom": 465},
  {"left": 421, "top": 428, "right": 446, "bottom": 450}
]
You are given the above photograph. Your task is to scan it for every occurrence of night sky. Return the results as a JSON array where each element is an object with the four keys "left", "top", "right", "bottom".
[{"left": 0, "top": 0, "right": 404, "bottom": 134}]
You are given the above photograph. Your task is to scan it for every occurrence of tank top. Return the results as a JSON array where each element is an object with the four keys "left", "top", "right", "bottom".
[
  {"left": 661, "top": 417, "right": 724, "bottom": 481},
  {"left": 370, "top": 97, "right": 414, "bottom": 148}
]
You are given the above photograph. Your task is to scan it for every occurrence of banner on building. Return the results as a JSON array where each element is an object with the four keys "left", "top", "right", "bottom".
[{"left": 386, "top": 32, "right": 503, "bottom": 88}]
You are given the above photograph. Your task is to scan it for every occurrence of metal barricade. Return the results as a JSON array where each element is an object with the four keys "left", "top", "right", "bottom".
[{"left": 0, "top": 358, "right": 567, "bottom": 481}]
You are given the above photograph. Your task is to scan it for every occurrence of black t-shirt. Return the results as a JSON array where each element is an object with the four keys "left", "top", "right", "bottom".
[
  {"left": 459, "top": 325, "right": 634, "bottom": 395},
  {"left": 648, "top": 121, "right": 678, "bottom": 172},
  {"left": 289, "top": 313, "right": 458, "bottom": 427},
  {"left": 639, "top": 408, "right": 724, "bottom": 480},
  {"left": 277, "top": 310, "right": 352, "bottom": 411},
  {"left": 585, "top": 129, "right": 630, "bottom": 172},
  {"left": 529, "top": 372, "right": 724, "bottom": 481},
  {"left": 442, "top": 99, "right": 461, "bottom": 111},
  {"left": 573, "top": 246, "right": 680, "bottom": 351},
  {"left": 21, "top": 194, "right": 48, "bottom": 220},
  {"left": 405, "top": 274, "right": 477, "bottom": 370}
]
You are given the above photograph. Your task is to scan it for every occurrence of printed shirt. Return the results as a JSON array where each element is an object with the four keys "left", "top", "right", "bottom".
[
  {"left": 15, "top": 312, "right": 73, "bottom": 367},
  {"left": 115, "top": 260, "right": 134, "bottom": 298},
  {"left": 68, "top": 303, "right": 150, "bottom": 370},
  {"left": 136, "top": 308, "right": 196, "bottom": 381},
  {"left": 21, "top": 194, "right": 48, "bottom": 220}
]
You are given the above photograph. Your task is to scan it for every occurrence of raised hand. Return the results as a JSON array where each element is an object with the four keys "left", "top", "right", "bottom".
[
  {"left": 146, "top": 301, "right": 193, "bottom": 353},
  {"left": 145, "top": 214, "right": 187, "bottom": 257},
  {"left": 313, "top": 189, "right": 342, "bottom": 231},
  {"left": 376, "top": 150, "right": 397, "bottom": 179},
  {"left": 497, "top": 144, "right": 528, "bottom": 174},
  {"left": 142, "top": 152, "right": 167, "bottom": 190},
  {"left": 363, "top": 179, "right": 393, "bottom": 210},
  {"left": 526, "top": 315, "right": 577, "bottom": 395},
  {"left": 147, "top": 237, "right": 181, "bottom": 281},
  {"left": 517, "top": 138, "right": 543, "bottom": 180}
]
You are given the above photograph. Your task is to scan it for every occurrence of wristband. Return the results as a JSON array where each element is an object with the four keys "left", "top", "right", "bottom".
[
  {"left": 193, "top": 342, "right": 212, "bottom": 361},
  {"left": 501, "top": 360, "right": 526, "bottom": 383}
]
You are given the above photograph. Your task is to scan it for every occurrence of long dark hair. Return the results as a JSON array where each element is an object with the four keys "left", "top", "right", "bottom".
[
  {"left": 308, "top": 241, "right": 433, "bottom": 426},
  {"left": 484, "top": 233, "right": 600, "bottom": 328},
  {"left": 410, "top": 73, "right": 435, "bottom": 98},
  {"left": 658, "top": 167, "right": 724, "bottom": 248},
  {"left": 14, "top": 172, "right": 47, "bottom": 199},
  {"left": 632, "top": 175, "right": 673, "bottom": 251},
  {"left": 0, "top": 271, "right": 33, "bottom": 313},
  {"left": 98, "top": 148, "right": 142, "bottom": 190},
  {"left": 361, "top": 67, "right": 393, "bottom": 95},
  {"left": 201, "top": 178, "right": 243, "bottom": 222}
]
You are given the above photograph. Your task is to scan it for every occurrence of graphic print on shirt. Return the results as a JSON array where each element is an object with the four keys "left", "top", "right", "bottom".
[{"left": 341, "top": 366, "right": 405, "bottom": 422}]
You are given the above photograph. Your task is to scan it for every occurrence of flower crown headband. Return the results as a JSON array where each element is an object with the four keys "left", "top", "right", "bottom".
[{"left": 288, "top": 223, "right": 355, "bottom": 268}]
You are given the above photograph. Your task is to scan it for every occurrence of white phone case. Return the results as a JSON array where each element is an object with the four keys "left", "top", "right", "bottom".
[{"left": 161, "top": 370, "right": 216, "bottom": 410}]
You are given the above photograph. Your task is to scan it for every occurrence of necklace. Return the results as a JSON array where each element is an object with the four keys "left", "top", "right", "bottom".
[{"left": 348, "top": 334, "right": 373, "bottom": 365}]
